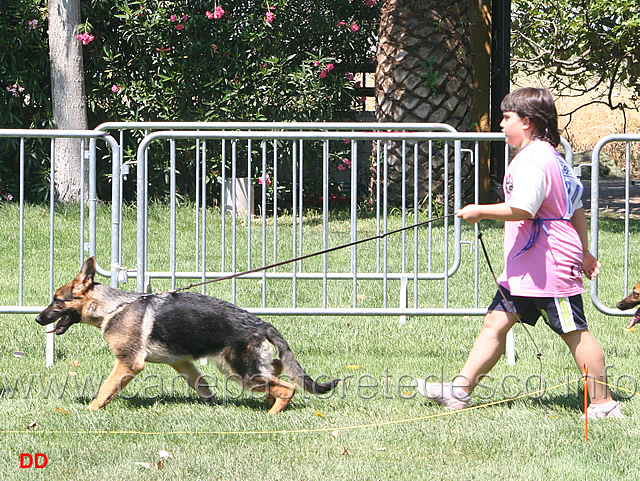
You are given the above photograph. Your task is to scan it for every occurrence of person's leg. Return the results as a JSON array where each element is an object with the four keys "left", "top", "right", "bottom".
[
  {"left": 561, "top": 329, "right": 612, "bottom": 404},
  {"left": 456, "top": 309, "right": 519, "bottom": 394},
  {"left": 562, "top": 329, "right": 624, "bottom": 419},
  {"left": 414, "top": 309, "right": 518, "bottom": 408}
]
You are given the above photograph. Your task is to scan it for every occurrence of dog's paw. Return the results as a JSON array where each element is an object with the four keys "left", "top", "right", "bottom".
[{"left": 87, "top": 401, "right": 102, "bottom": 411}]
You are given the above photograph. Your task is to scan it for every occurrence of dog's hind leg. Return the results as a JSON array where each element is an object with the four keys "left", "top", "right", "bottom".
[
  {"left": 266, "top": 377, "right": 296, "bottom": 414},
  {"left": 247, "top": 375, "right": 296, "bottom": 414},
  {"left": 88, "top": 358, "right": 143, "bottom": 410},
  {"left": 170, "top": 360, "right": 216, "bottom": 405}
]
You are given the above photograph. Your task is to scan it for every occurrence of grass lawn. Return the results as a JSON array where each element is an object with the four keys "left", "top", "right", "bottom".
[{"left": 1, "top": 203, "right": 639, "bottom": 480}]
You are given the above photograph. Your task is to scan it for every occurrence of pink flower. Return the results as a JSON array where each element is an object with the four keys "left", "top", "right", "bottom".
[
  {"left": 326, "top": 63, "right": 334, "bottom": 72},
  {"left": 313, "top": 61, "right": 319, "bottom": 67},
  {"left": 346, "top": 72, "right": 354, "bottom": 81},
  {"left": 170, "top": 14, "right": 177, "bottom": 22},
  {"left": 28, "top": 19, "right": 38, "bottom": 30},
  {"left": 182, "top": 14, "right": 188, "bottom": 21},
  {"left": 6, "top": 84, "right": 24, "bottom": 97},
  {"left": 337, "top": 21, "right": 347, "bottom": 27},
  {"left": 319, "top": 69, "right": 328, "bottom": 79},
  {"left": 259, "top": 173, "right": 272, "bottom": 186},
  {"left": 176, "top": 23, "right": 184, "bottom": 30},
  {"left": 212, "top": 6, "right": 225, "bottom": 19},
  {"left": 76, "top": 32, "right": 94, "bottom": 45},
  {"left": 338, "top": 159, "right": 351, "bottom": 171},
  {"left": 350, "top": 23, "right": 360, "bottom": 32},
  {"left": 206, "top": 10, "right": 215, "bottom": 19},
  {"left": 266, "top": 11, "right": 275, "bottom": 23},
  {"left": 366, "top": 0, "right": 377, "bottom": 6},
  {"left": 111, "top": 85, "right": 119, "bottom": 93}
]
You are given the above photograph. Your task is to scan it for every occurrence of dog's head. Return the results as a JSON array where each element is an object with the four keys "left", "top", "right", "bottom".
[
  {"left": 35, "top": 257, "right": 97, "bottom": 335},
  {"left": 617, "top": 282, "right": 640, "bottom": 331}
]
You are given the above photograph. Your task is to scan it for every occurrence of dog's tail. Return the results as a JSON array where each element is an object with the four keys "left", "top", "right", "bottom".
[{"left": 266, "top": 326, "right": 339, "bottom": 394}]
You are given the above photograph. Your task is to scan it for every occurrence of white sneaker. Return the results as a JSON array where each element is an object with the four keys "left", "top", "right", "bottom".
[
  {"left": 582, "top": 401, "right": 625, "bottom": 420},
  {"left": 414, "top": 380, "right": 470, "bottom": 410}
]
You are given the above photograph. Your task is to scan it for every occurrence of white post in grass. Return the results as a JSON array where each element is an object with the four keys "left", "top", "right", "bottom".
[
  {"left": 505, "top": 328, "right": 516, "bottom": 365},
  {"left": 46, "top": 326, "right": 55, "bottom": 367}
]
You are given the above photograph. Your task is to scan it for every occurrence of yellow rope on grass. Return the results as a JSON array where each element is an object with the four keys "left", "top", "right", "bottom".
[{"left": 0, "top": 378, "right": 605, "bottom": 436}]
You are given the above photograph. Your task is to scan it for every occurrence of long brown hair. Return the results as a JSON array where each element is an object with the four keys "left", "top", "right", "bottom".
[{"left": 500, "top": 87, "right": 561, "bottom": 147}]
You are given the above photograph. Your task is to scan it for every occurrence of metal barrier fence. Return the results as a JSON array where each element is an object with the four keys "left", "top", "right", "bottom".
[
  {"left": 129, "top": 127, "right": 503, "bottom": 316},
  {"left": 589, "top": 134, "right": 640, "bottom": 316},
  {"left": 0, "top": 129, "right": 120, "bottom": 366},
  {"left": 2, "top": 123, "right": 636, "bottom": 368}
]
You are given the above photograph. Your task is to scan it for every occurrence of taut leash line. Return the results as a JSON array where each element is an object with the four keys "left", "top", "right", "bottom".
[{"left": 168, "top": 213, "right": 458, "bottom": 294}]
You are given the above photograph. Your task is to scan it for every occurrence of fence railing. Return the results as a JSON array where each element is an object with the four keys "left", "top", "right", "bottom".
[{"left": 1, "top": 123, "right": 637, "bottom": 369}]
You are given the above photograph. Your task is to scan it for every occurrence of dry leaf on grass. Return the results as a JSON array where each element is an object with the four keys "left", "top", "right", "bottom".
[
  {"left": 27, "top": 421, "right": 37, "bottom": 429},
  {"left": 55, "top": 407, "right": 69, "bottom": 415},
  {"left": 331, "top": 429, "right": 340, "bottom": 438},
  {"left": 342, "top": 448, "right": 352, "bottom": 456},
  {"left": 314, "top": 410, "right": 326, "bottom": 419},
  {"left": 135, "top": 462, "right": 152, "bottom": 470},
  {"left": 346, "top": 364, "right": 360, "bottom": 370}
]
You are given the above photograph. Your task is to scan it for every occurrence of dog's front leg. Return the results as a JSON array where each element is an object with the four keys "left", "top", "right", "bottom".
[{"left": 88, "top": 358, "right": 143, "bottom": 410}]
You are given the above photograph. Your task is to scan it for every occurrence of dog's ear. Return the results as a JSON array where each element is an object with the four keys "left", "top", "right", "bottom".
[{"left": 72, "top": 257, "right": 96, "bottom": 296}]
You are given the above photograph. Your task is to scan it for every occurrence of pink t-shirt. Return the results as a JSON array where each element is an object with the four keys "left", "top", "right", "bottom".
[{"left": 497, "top": 140, "right": 585, "bottom": 297}]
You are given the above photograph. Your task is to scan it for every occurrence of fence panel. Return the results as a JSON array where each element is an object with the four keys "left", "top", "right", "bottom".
[
  {"left": 589, "top": 134, "right": 640, "bottom": 321},
  {"left": 0, "top": 129, "right": 120, "bottom": 366}
]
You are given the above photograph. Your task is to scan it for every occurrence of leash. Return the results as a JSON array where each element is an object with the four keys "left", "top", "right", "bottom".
[
  {"left": 167, "top": 213, "right": 458, "bottom": 294},
  {"left": 476, "top": 225, "right": 548, "bottom": 413}
]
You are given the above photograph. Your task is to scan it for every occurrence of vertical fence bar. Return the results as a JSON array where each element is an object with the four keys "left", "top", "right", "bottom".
[
  {"left": 79, "top": 139, "right": 86, "bottom": 267},
  {"left": 292, "top": 140, "right": 298, "bottom": 307},
  {"left": 195, "top": 138, "right": 201, "bottom": 271},
  {"left": 46, "top": 139, "right": 55, "bottom": 368},
  {"left": 18, "top": 138, "right": 25, "bottom": 306},
  {"left": 231, "top": 139, "right": 238, "bottom": 304},
  {"left": 298, "top": 140, "right": 304, "bottom": 268},
  {"left": 413, "top": 142, "right": 419, "bottom": 308},
  {"left": 427, "top": 140, "right": 433, "bottom": 272},
  {"left": 221, "top": 139, "right": 227, "bottom": 273},
  {"left": 375, "top": 139, "right": 381, "bottom": 273},
  {"left": 169, "top": 139, "right": 177, "bottom": 290},
  {"left": 247, "top": 138, "right": 253, "bottom": 271},
  {"left": 443, "top": 142, "right": 449, "bottom": 308},
  {"left": 272, "top": 139, "right": 278, "bottom": 271},
  {"left": 351, "top": 140, "right": 358, "bottom": 308},
  {"left": 201, "top": 140, "right": 208, "bottom": 294},
  {"left": 261, "top": 140, "right": 268, "bottom": 307},
  {"left": 623, "top": 141, "right": 631, "bottom": 295},
  {"left": 383, "top": 141, "right": 389, "bottom": 308},
  {"left": 322, "top": 139, "right": 329, "bottom": 309}
]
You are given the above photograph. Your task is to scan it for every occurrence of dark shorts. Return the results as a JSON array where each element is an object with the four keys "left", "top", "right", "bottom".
[{"left": 488, "top": 287, "right": 588, "bottom": 335}]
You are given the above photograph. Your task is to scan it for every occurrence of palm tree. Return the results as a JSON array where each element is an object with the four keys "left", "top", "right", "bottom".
[{"left": 375, "top": 0, "right": 475, "bottom": 205}]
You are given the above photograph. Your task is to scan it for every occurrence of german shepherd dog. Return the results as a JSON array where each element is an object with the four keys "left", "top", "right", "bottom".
[
  {"left": 617, "top": 281, "right": 640, "bottom": 331},
  {"left": 36, "top": 257, "right": 339, "bottom": 413}
]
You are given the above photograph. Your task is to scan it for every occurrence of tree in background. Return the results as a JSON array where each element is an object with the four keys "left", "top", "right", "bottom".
[
  {"left": 375, "top": 0, "right": 475, "bottom": 205},
  {"left": 511, "top": 0, "right": 640, "bottom": 124},
  {"left": 49, "top": 0, "right": 89, "bottom": 202}
]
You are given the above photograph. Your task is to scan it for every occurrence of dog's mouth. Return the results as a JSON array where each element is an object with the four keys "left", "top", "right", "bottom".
[{"left": 53, "top": 312, "right": 80, "bottom": 335}]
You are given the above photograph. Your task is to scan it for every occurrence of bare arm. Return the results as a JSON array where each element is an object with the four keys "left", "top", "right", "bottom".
[
  {"left": 570, "top": 207, "right": 600, "bottom": 280},
  {"left": 456, "top": 203, "right": 531, "bottom": 224}
]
